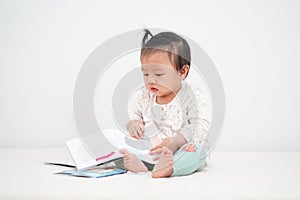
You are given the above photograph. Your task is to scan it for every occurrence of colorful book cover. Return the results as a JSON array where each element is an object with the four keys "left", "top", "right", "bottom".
[{"left": 56, "top": 167, "right": 126, "bottom": 178}]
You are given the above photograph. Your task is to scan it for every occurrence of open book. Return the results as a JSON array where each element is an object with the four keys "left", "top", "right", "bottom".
[
  {"left": 56, "top": 165, "right": 126, "bottom": 178},
  {"left": 66, "top": 123, "right": 161, "bottom": 171}
]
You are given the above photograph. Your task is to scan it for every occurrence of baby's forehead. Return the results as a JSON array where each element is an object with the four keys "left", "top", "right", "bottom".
[
  {"left": 141, "top": 53, "right": 176, "bottom": 70},
  {"left": 141, "top": 63, "right": 176, "bottom": 72}
]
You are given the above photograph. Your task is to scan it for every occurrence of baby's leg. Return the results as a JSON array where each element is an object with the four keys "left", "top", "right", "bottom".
[
  {"left": 171, "top": 143, "right": 207, "bottom": 177},
  {"left": 119, "top": 149, "right": 148, "bottom": 173},
  {"left": 152, "top": 147, "right": 174, "bottom": 178}
]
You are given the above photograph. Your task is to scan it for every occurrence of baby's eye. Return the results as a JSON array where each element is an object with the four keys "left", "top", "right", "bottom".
[
  {"left": 155, "top": 73, "right": 164, "bottom": 76},
  {"left": 143, "top": 73, "right": 149, "bottom": 76}
]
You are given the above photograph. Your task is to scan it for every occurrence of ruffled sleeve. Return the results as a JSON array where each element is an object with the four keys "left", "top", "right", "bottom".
[
  {"left": 127, "top": 86, "right": 152, "bottom": 122},
  {"left": 178, "top": 84, "right": 210, "bottom": 144}
]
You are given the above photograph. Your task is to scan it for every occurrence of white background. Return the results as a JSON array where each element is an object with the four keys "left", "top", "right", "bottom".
[{"left": 0, "top": 0, "right": 299, "bottom": 151}]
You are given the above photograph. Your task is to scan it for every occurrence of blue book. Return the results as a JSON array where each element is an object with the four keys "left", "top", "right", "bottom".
[{"left": 56, "top": 167, "right": 126, "bottom": 178}]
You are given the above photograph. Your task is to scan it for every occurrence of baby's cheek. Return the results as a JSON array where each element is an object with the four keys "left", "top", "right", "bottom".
[{"left": 158, "top": 78, "right": 173, "bottom": 87}]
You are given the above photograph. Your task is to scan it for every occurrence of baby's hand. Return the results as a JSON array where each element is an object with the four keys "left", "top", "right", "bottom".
[
  {"left": 149, "top": 137, "right": 174, "bottom": 155},
  {"left": 127, "top": 120, "right": 145, "bottom": 139}
]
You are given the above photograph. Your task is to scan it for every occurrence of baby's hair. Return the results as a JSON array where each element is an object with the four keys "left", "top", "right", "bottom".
[{"left": 140, "top": 29, "right": 191, "bottom": 78}]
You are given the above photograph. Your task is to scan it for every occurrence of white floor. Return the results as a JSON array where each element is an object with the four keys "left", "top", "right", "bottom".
[{"left": 0, "top": 148, "right": 299, "bottom": 200}]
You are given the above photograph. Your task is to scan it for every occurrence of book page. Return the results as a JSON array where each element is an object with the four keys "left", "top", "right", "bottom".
[{"left": 103, "top": 124, "right": 161, "bottom": 164}]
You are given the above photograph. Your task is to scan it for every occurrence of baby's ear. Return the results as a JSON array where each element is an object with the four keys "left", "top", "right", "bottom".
[{"left": 180, "top": 65, "right": 189, "bottom": 79}]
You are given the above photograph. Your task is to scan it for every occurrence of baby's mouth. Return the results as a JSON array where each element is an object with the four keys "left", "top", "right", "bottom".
[{"left": 150, "top": 87, "right": 158, "bottom": 92}]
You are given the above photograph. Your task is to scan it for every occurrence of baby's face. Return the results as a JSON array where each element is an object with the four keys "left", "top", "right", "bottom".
[{"left": 141, "top": 53, "right": 183, "bottom": 98}]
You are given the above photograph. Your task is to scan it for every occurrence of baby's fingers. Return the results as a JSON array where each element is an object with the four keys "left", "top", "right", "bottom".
[
  {"left": 150, "top": 146, "right": 158, "bottom": 152},
  {"left": 152, "top": 154, "right": 161, "bottom": 161},
  {"left": 136, "top": 125, "right": 144, "bottom": 138},
  {"left": 129, "top": 127, "right": 140, "bottom": 139},
  {"left": 150, "top": 143, "right": 164, "bottom": 151},
  {"left": 131, "top": 130, "right": 140, "bottom": 139},
  {"left": 138, "top": 123, "right": 145, "bottom": 133},
  {"left": 149, "top": 148, "right": 163, "bottom": 155}
]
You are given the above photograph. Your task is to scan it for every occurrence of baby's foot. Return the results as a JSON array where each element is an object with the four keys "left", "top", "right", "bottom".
[
  {"left": 119, "top": 149, "right": 148, "bottom": 173},
  {"left": 152, "top": 147, "right": 174, "bottom": 178},
  {"left": 183, "top": 144, "right": 197, "bottom": 152}
]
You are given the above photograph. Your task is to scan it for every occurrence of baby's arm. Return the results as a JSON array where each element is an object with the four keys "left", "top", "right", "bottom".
[
  {"left": 127, "top": 87, "right": 150, "bottom": 139},
  {"left": 179, "top": 85, "right": 210, "bottom": 146}
]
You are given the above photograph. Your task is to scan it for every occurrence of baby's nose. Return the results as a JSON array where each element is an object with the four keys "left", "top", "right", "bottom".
[{"left": 147, "top": 75, "right": 156, "bottom": 84}]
